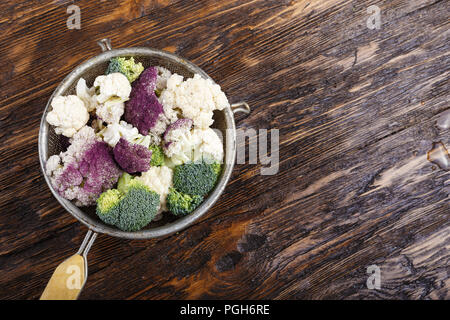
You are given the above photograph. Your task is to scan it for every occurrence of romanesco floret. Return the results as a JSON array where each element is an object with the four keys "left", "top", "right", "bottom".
[
  {"left": 166, "top": 187, "right": 203, "bottom": 216},
  {"left": 106, "top": 57, "right": 144, "bottom": 83},
  {"left": 96, "top": 177, "right": 160, "bottom": 231},
  {"left": 45, "top": 126, "right": 122, "bottom": 206}
]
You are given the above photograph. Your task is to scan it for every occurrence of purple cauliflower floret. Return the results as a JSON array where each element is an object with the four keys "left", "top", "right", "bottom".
[
  {"left": 124, "top": 67, "right": 168, "bottom": 136},
  {"left": 162, "top": 118, "right": 194, "bottom": 163},
  {"left": 133, "top": 66, "right": 157, "bottom": 94},
  {"left": 113, "top": 137, "right": 152, "bottom": 173},
  {"left": 45, "top": 126, "right": 122, "bottom": 206},
  {"left": 163, "top": 118, "right": 193, "bottom": 139}
]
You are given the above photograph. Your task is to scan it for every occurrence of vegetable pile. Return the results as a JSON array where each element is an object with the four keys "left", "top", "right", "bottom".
[{"left": 46, "top": 56, "right": 227, "bottom": 231}]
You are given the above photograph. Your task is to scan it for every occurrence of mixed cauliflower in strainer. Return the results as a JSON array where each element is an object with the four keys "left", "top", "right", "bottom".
[{"left": 45, "top": 57, "right": 227, "bottom": 232}]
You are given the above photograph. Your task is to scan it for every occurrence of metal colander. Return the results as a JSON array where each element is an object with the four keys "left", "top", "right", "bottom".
[{"left": 38, "top": 39, "right": 250, "bottom": 241}]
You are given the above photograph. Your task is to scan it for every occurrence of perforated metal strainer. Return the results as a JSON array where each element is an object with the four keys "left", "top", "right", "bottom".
[{"left": 38, "top": 39, "right": 250, "bottom": 299}]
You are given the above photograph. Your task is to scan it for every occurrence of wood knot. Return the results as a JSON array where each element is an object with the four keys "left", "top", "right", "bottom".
[
  {"left": 237, "top": 233, "right": 267, "bottom": 253},
  {"left": 215, "top": 251, "right": 242, "bottom": 272}
]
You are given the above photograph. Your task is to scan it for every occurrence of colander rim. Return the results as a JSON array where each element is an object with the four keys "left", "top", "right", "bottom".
[{"left": 38, "top": 47, "right": 236, "bottom": 239}]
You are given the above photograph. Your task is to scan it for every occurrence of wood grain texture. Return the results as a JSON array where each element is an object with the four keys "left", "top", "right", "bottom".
[{"left": 0, "top": 0, "right": 449, "bottom": 299}]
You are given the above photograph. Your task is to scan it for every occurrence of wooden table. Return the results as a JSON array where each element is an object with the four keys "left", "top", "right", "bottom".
[{"left": 0, "top": 0, "right": 448, "bottom": 300}]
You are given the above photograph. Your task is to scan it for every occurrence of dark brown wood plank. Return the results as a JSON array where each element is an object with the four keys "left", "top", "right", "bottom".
[{"left": 0, "top": 0, "right": 448, "bottom": 299}]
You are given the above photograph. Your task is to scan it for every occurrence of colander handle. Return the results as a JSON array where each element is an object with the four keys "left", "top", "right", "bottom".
[
  {"left": 97, "top": 38, "right": 112, "bottom": 51},
  {"left": 231, "top": 101, "right": 251, "bottom": 115},
  {"left": 40, "top": 230, "right": 97, "bottom": 300}
]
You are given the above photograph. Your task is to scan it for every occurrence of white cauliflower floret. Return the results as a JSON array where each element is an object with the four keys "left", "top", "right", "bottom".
[
  {"left": 45, "top": 126, "right": 121, "bottom": 207},
  {"left": 76, "top": 78, "right": 98, "bottom": 112},
  {"left": 59, "top": 126, "right": 98, "bottom": 164},
  {"left": 166, "top": 73, "right": 183, "bottom": 88},
  {"left": 156, "top": 66, "right": 172, "bottom": 91},
  {"left": 93, "top": 73, "right": 131, "bottom": 104},
  {"left": 156, "top": 68, "right": 179, "bottom": 124},
  {"left": 45, "top": 126, "right": 98, "bottom": 183},
  {"left": 95, "top": 98, "right": 124, "bottom": 124},
  {"left": 159, "top": 73, "right": 230, "bottom": 128},
  {"left": 160, "top": 74, "right": 184, "bottom": 124},
  {"left": 45, "top": 155, "right": 62, "bottom": 177},
  {"left": 163, "top": 119, "right": 194, "bottom": 165},
  {"left": 166, "top": 132, "right": 194, "bottom": 165},
  {"left": 161, "top": 103, "right": 179, "bottom": 124},
  {"left": 98, "top": 120, "right": 140, "bottom": 147},
  {"left": 163, "top": 119, "right": 224, "bottom": 166},
  {"left": 152, "top": 113, "right": 171, "bottom": 137},
  {"left": 98, "top": 120, "right": 157, "bottom": 148},
  {"left": 136, "top": 166, "right": 173, "bottom": 213},
  {"left": 85, "top": 73, "right": 131, "bottom": 124},
  {"left": 192, "top": 128, "right": 224, "bottom": 163},
  {"left": 46, "top": 95, "right": 89, "bottom": 137}
]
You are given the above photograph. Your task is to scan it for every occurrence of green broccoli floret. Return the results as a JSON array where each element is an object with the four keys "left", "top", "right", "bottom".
[
  {"left": 96, "top": 178, "right": 160, "bottom": 231},
  {"left": 117, "top": 172, "right": 133, "bottom": 194},
  {"left": 96, "top": 189, "right": 121, "bottom": 226},
  {"left": 149, "top": 144, "right": 165, "bottom": 166},
  {"left": 211, "top": 161, "right": 222, "bottom": 176},
  {"left": 173, "top": 160, "right": 221, "bottom": 196},
  {"left": 106, "top": 57, "right": 144, "bottom": 83},
  {"left": 115, "top": 183, "right": 160, "bottom": 231},
  {"left": 167, "top": 188, "right": 203, "bottom": 216}
]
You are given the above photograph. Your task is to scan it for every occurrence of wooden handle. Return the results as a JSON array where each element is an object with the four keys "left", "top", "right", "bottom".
[
  {"left": 40, "top": 230, "right": 96, "bottom": 300},
  {"left": 40, "top": 254, "right": 86, "bottom": 300}
]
